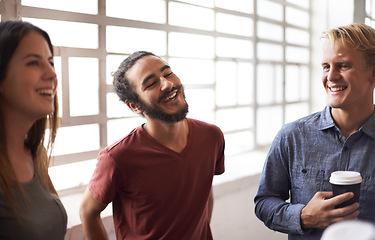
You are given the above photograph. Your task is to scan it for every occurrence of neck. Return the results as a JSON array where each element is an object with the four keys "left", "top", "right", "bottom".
[
  {"left": 143, "top": 118, "right": 189, "bottom": 153},
  {"left": 4, "top": 110, "right": 35, "bottom": 182},
  {"left": 331, "top": 104, "right": 374, "bottom": 138},
  {"left": 5, "top": 116, "right": 33, "bottom": 152}
]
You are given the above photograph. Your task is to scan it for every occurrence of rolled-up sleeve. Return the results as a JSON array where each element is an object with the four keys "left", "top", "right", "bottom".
[{"left": 254, "top": 126, "right": 306, "bottom": 235}]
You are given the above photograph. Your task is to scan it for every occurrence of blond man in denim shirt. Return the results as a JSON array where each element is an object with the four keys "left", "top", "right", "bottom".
[{"left": 255, "top": 23, "right": 375, "bottom": 240}]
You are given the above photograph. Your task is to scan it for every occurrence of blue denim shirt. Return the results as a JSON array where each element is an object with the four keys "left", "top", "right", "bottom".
[{"left": 254, "top": 105, "right": 375, "bottom": 240}]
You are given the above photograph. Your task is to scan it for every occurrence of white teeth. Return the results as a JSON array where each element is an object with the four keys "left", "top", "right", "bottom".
[
  {"left": 330, "top": 87, "right": 346, "bottom": 92},
  {"left": 37, "top": 89, "right": 54, "bottom": 95},
  {"left": 165, "top": 91, "right": 177, "bottom": 100}
]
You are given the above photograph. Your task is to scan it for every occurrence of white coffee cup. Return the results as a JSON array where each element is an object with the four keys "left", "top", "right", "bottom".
[{"left": 329, "top": 171, "right": 362, "bottom": 208}]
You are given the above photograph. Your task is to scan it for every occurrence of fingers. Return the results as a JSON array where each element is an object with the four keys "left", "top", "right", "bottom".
[
  {"left": 315, "top": 191, "right": 334, "bottom": 200},
  {"left": 331, "top": 202, "right": 360, "bottom": 217},
  {"left": 328, "top": 192, "right": 355, "bottom": 207},
  {"left": 301, "top": 192, "right": 335, "bottom": 229},
  {"left": 330, "top": 206, "right": 360, "bottom": 224},
  {"left": 324, "top": 192, "right": 359, "bottom": 218},
  {"left": 301, "top": 191, "right": 360, "bottom": 229}
]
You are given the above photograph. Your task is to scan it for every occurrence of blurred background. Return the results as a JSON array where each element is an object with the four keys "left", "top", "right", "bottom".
[{"left": 0, "top": 0, "right": 373, "bottom": 239}]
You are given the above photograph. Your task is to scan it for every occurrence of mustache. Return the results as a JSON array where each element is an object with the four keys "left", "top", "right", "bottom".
[{"left": 158, "top": 85, "right": 183, "bottom": 102}]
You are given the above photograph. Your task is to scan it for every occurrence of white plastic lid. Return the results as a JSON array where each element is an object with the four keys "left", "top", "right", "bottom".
[{"left": 329, "top": 171, "right": 362, "bottom": 185}]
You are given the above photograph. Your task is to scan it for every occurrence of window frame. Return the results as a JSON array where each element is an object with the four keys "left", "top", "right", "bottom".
[{"left": 0, "top": 0, "right": 312, "bottom": 196}]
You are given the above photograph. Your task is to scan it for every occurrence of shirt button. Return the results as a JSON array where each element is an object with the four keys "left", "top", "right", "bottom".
[{"left": 301, "top": 169, "right": 307, "bottom": 174}]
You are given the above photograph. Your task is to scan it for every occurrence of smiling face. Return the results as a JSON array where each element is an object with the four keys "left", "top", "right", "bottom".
[
  {"left": 321, "top": 40, "right": 375, "bottom": 112},
  {"left": 0, "top": 31, "right": 57, "bottom": 122},
  {"left": 125, "top": 55, "right": 188, "bottom": 123}
]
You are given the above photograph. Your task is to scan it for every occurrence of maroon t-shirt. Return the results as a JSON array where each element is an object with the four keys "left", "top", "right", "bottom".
[{"left": 89, "top": 118, "right": 225, "bottom": 240}]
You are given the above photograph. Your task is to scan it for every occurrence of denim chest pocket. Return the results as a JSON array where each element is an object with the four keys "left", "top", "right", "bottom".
[{"left": 291, "top": 168, "right": 331, "bottom": 204}]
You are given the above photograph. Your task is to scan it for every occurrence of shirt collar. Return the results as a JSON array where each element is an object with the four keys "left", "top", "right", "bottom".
[
  {"left": 318, "top": 105, "right": 375, "bottom": 139},
  {"left": 318, "top": 105, "right": 336, "bottom": 131},
  {"left": 360, "top": 106, "right": 375, "bottom": 139}
]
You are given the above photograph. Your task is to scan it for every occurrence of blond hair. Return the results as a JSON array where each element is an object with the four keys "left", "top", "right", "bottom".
[{"left": 322, "top": 23, "right": 375, "bottom": 68}]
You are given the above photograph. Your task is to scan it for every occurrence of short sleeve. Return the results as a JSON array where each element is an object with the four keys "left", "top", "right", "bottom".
[
  {"left": 88, "top": 149, "right": 122, "bottom": 204},
  {"left": 214, "top": 128, "right": 225, "bottom": 175}
]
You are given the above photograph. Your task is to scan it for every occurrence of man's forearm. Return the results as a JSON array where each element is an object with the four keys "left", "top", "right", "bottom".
[
  {"left": 81, "top": 215, "right": 109, "bottom": 240},
  {"left": 80, "top": 189, "right": 109, "bottom": 240},
  {"left": 254, "top": 196, "right": 306, "bottom": 235}
]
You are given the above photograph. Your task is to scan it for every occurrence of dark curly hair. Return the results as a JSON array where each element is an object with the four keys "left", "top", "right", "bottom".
[{"left": 113, "top": 51, "right": 157, "bottom": 104}]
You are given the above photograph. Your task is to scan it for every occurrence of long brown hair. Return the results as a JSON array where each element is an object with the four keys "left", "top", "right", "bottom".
[{"left": 0, "top": 20, "right": 59, "bottom": 213}]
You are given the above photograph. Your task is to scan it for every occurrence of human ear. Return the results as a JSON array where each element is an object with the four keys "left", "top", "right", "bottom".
[{"left": 125, "top": 100, "right": 143, "bottom": 114}]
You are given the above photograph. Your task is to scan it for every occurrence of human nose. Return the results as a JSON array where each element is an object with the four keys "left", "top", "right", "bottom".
[
  {"left": 160, "top": 76, "right": 173, "bottom": 91},
  {"left": 327, "top": 66, "right": 340, "bottom": 81},
  {"left": 43, "top": 61, "right": 57, "bottom": 85}
]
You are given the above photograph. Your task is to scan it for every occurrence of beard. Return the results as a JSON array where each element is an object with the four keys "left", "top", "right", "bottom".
[{"left": 136, "top": 86, "right": 189, "bottom": 123}]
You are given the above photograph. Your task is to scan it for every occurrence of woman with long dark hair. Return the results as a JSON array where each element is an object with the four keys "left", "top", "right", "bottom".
[{"left": 0, "top": 20, "right": 67, "bottom": 239}]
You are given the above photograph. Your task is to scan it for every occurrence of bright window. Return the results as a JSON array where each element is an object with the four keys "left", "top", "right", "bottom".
[
  {"left": 2, "top": 0, "right": 311, "bottom": 194},
  {"left": 106, "top": 0, "right": 166, "bottom": 23}
]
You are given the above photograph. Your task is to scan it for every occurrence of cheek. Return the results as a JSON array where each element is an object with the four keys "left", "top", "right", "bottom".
[
  {"left": 173, "top": 75, "right": 182, "bottom": 85},
  {"left": 0, "top": 77, "right": 14, "bottom": 99},
  {"left": 321, "top": 74, "right": 327, "bottom": 87},
  {"left": 368, "top": 72, "right": 375, "bottom": 85},
  {"left": 53, "top": 77, "right": 58, "bottom": 89},
  {"left": 2, "top": 75, "right": 33, "bottom": 101}
]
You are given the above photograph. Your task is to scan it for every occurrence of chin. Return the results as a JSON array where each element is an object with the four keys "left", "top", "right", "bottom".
[
  {"left": 328, "top": 102, "right": 345, "bottom": 110},
  {"left": 38, "top": 109, "right": 54, "bottom": 119}
]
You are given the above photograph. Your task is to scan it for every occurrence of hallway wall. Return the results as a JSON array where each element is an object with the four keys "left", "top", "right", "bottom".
[{"left": 211, "top": 174, "right": 287, "bottom": 240}]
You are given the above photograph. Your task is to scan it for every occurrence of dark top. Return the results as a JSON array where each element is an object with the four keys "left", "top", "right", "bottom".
[{"left": 0, "top": 171, "right": 67, "bottom": 240}]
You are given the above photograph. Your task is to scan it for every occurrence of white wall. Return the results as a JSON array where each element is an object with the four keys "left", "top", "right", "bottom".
[{"left": 211, "top": 174, "right": 287, "bottom": 240}]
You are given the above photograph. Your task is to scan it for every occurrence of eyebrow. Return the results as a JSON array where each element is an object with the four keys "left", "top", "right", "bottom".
[
  {"left": 141, "top": 64, "right": 171, "bottom": 87},
  {"left": 23, "top": 53, "right": 54, "bottom": 61},
  {"left": 321, "top": 59, "right": 351, "bottom": 65}
]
